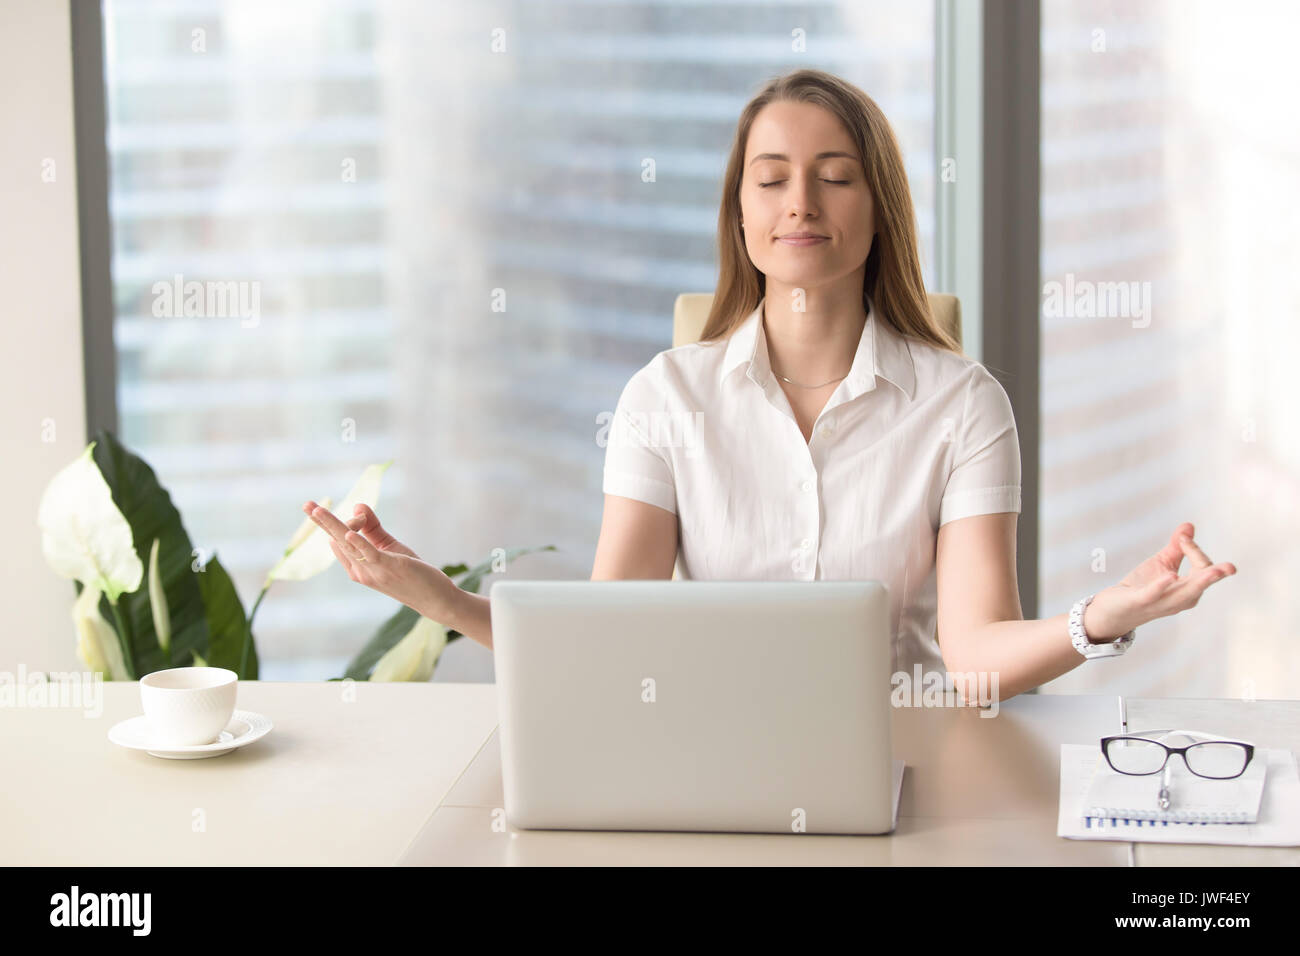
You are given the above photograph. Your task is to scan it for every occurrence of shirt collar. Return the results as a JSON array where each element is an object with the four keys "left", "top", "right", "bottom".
[{"left": 718, "top": 294, "right": 916, "bottom": 402}]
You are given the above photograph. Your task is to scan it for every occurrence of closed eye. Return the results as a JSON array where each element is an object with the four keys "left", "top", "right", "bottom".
[{"left": 758, "top": 179, "right": 850, "bottom": 188}]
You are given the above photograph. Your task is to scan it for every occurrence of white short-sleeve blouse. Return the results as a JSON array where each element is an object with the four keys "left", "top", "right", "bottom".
[{"left": 601, "top": 295, "right": 1022, "bottom": 678}]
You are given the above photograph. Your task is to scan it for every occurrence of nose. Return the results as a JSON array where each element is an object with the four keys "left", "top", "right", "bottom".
[{"left": 785, "top": 172, "right": 820, "bottom": 220}]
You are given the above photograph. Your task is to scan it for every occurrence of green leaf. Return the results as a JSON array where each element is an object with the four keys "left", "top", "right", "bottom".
[
  {"left": 455, "top": 545, "right": 557, "bottom": 593},
  {"left": 339, "top": 546, "right": 556, "bottom": 681},
  {"left": 341, "top": 604, "right": 423, "bottom": 681},
  {"left": 86, "top": 431, "right": 211, "bottom": 676},
  {"left": 197, "top": 554, "right": 255, "bottom": 679}
]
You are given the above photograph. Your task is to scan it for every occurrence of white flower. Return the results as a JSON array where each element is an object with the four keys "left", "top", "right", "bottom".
[
  {"left": 284, "top": 496, "right": 332, "bottom": 554},
  {"left": 148, "top": 537, "right": 171, "bottom": 654},
  {"left": 39, "top": 442, "right": 143, "bottom": 603},
  {"left": 73, "top": 582, "right": 130, "bottom": 680},
  {"left": 268, "top": 462, "right": 392, "bottom": 583},
  {"left": 370, "top": 616, "right": 448, "bottom": 682}
]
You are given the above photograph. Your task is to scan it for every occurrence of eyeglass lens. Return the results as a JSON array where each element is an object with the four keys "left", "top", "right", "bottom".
[{"left": 1105, "top": 737, "right": 1249, "bottom": 778}]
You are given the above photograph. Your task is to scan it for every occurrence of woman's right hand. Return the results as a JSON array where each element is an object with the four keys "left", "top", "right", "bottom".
[{"left": 300, "top": 500, "right": 463, "bottom": 624}]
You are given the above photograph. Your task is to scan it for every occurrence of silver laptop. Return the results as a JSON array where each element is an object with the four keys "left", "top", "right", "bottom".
[{"left": 490, "top": 580, "right": 903, "bottom": 835}]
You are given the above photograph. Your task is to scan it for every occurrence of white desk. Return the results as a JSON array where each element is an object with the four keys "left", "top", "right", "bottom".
[
  {"left": 400, "top": 692, "right": 1300, "bottom": 866},
  {"left": 0, "top": 682, "right": 498, "bottom": 866},
  {"left": 1, "top": 682, "right": 1294, "bottom": 865}
]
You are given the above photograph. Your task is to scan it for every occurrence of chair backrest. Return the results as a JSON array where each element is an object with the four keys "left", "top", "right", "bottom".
[{"left": 672, "top": 291, "right": 962, "bottom": 349}]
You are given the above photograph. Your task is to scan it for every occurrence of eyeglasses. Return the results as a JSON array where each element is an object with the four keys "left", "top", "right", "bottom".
[{"left": 1099, "top": 728, "right": 1255, "bottom": 780}]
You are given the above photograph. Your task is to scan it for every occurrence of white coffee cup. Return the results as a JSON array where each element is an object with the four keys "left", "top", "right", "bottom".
[{"left": 139, "top": 666, "right": 238, "bottom": 747}]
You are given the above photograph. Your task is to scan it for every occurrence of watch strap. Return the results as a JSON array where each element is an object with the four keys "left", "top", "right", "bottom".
[{"left": 1069, "top": 593, "right": 1135, "bottom": 659}]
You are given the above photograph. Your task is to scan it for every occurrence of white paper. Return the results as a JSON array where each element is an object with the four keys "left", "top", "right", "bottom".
[
  {"left": 1057, "top": 744, "right": 1300, "bottom": 846},
  {"left": 1082, "top": 747, "right": 1266, "bottom": 822}
]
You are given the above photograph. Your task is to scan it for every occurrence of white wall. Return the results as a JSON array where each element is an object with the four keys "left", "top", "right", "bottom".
[{"left": 0, "top": 0, "right": 87, "bottom": 675}]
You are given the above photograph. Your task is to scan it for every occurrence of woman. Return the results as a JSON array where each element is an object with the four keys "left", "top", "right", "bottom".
[{"left": 302, "top": 69, "right": 1235, "bottom": 699}]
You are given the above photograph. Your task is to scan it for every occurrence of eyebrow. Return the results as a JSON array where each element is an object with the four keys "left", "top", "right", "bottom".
[{"left": 748, "top": 151, "right": 859, "bottom": 165}]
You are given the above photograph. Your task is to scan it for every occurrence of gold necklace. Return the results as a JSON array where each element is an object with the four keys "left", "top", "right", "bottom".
[{"left": 773, "top": 368, "right": 848, "bottom": 389}]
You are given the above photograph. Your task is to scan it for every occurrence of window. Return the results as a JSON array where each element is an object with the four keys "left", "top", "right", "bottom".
[
  {"left": 1040, "top": 0, "right": 1299, "bottom": 697},
  {"left": 100, "top": 0, "right": 937, "bottom": 678}
]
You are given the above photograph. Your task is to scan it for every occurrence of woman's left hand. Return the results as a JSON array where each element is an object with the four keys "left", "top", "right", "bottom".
[{"left": 1082, "top": 522, "right": 1237, "bottom": 641}]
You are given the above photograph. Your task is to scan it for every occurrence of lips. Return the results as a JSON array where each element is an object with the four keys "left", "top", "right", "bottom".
[{"left": 777, "top": 232, "right": 829, "bottom": 246}]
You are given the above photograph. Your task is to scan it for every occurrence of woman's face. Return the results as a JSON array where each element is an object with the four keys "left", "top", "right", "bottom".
[{"left": 739, "top": 100, "right": 876, "bottom": 290}]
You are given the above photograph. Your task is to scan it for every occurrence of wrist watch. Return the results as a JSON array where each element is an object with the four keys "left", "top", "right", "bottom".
[{"left": 1069, "top": 593, "right": 1136, "bottom": 660}]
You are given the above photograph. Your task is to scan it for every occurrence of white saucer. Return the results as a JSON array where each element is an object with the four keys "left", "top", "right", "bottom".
[{"left": 108, "top": 709, "right": 273, "bottom": 759}]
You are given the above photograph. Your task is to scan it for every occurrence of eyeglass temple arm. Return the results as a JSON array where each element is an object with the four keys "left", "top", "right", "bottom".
[{"left": 1131, "top": 729, "right": 1252, "bottom": 745}]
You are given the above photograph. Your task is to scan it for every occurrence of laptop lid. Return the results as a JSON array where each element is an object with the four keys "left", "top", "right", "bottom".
[{"left": 491, "top": 580, "right": 897, "bottom": 835}]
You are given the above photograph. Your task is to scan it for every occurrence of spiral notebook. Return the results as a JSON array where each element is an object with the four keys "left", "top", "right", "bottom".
[
  {"left": 1058, "top": 744, "right": 1300, "bottom": 846},
  {"left": 1081, "top": 750, "right": 1267, "bottom": 824}
]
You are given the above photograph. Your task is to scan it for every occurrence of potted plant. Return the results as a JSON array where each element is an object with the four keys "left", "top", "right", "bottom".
[{"left": 38, "top": 430, "right": 553, "bottom": 681}]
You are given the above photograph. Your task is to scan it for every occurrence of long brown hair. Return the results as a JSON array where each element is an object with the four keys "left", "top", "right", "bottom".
[{"left": 700, "top": 68, "right": 959, "bottom": 354}]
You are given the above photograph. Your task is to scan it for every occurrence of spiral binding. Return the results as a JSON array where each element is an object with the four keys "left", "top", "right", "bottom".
[{"left": 1084, "top": 807, "right": 1252, "bottom": 824}]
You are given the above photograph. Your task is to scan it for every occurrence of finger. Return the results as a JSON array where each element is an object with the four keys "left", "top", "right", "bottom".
[
  {"left": 350, "top": 504, "right": 384, "bottom": 540},
  {"left": 1140, "top": 569, "right": 1180, "bottom": 599},
  {"left": 310, "top": 505, "right": 365, "bottom": 560},
  {"left": 349, "top": 503, "right": 414, "bottom": 556},
  {"left": 345, "top": 529, "right": 384, "bottom": 564},
  {"left": 1160, "top": 562, "right": 1235, "bottom": 612},
  {"left": 314, "top": 500, "right": 363, "bottom": 531},
  {"left": 344, "top": 508, "right": 377, "bottom": 544},
  {"left": 1160, "top": 524, "right": 1194, "bottom": 571},
  {"left": 327, "top": 536, "right": 360, "bottom": 579},
  {"left": 306, "top": 501, "right": 366, "bottom": 558},
  {"left": 1201, "top": 561, "right": 1236, "bottom": 579},
  {"left": 310, "top": 504, "right": 350, "bottom": 536},
  {"left": 1186, "top": 564, "right": 1233, "bottom": 599},
  {"left": 345, "top": 513, "right": 396, "bottom": 556},
  {"left": 1179, "top": 534, "right": 1213, "bottom": 570}
]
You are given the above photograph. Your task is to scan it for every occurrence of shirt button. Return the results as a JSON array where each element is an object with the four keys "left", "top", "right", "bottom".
[
  {"left": 800, "top": 479, "right": 813, "bottom": 493},
  {"left": 819, "top": 421, "right": 834, "bottom": 435},
  {"left": 801, "top": 538, "right": 812, "bottom": 549}
]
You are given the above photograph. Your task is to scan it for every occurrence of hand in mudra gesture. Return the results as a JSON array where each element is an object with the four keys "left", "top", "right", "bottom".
[
  {"left": 1082, "top": 522, "right": 1237, "bottom": 641},
  {"left": 301, "top": 500, "right": 461, "bottom": 620}
]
